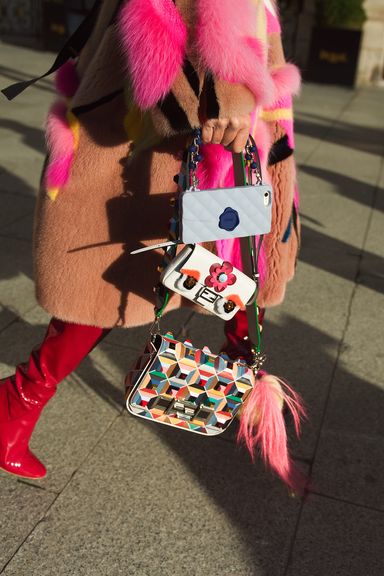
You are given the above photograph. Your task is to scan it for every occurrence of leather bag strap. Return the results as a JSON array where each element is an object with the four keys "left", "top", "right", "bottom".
[
  {"left": 1, "top": 0, "right": 101, "bottom": 101},
  {"left": 232, "top": 152, "right": 264, "bottom": 354}
]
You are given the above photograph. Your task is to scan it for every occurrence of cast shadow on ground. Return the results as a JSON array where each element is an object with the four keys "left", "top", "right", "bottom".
[
  {"left": 97, "top": 313, "right": 384, "bottom": 573},
  {"left": 300, "top": 224, "right": 384, "bottom": 295},
  {"left": 295, "top": 113, "right": 384, "bottom": 157},
  {"left": 0, "top": 167, "right": 38, "bottom": 198},
  {"left": 300, "top": 165, "right": 382, "bottom": 212},
  {"left": 0, "top": 119, "right": 45, "bottom": 155},
  {"left": 0, "top": 64, "right": 55, "bottom": 95},
  {"left": 1, "top": 305, "right": 383, "bottom": 574}
]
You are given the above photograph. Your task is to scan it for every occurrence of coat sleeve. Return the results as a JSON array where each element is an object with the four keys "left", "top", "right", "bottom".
[
  {"left": 255, "top": 8, "right": 302, "bottom": 307},
  {"left": 118, "top": 0, "right": 288, "bottom": 138}
]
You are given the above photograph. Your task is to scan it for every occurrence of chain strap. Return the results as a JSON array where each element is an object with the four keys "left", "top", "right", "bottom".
[{"left": 187, "top": 128, "right": 203, "bottom": 190}]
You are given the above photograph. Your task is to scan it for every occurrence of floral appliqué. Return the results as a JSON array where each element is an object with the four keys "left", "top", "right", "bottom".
[{"left": 205, "top": 262, "right": 237, "bottom": 293}]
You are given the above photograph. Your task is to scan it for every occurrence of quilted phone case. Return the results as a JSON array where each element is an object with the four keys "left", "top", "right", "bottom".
[
  {"left": 161, "top": 244, "right": 256, "bottom": 320},
  {"left": 179, "top": 184, "right": 272, "bottom": 244},
  {"left": 126, "top": 332, "right": 255, "bottom": 436}
]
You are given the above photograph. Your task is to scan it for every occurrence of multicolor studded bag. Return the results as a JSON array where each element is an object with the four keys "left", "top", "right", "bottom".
[{"left": 126, "top": 330, "right": 258, "bottom": 436}]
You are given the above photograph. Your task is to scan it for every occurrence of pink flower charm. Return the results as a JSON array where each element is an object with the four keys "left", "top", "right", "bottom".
[{"left": 205, "top": 262, "right": 237, "bottom": 293}]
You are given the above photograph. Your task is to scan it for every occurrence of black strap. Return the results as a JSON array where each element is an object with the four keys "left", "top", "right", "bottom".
[
  {"left": 1, "top": 0, "right": 101, "bottom": 101},
  {"left": 268, "top": 134, "right": 293, "bottom": 166}
]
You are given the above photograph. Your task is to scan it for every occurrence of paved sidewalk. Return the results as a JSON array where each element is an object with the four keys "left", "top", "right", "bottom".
[{"left": 0, "top": 42, "right": 383, "bottom": 576}]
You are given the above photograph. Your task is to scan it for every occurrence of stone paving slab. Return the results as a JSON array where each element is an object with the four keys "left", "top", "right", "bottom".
[
  {"left": 0, "top": 192, "right": 34, "bottom": 231},
  {"left": 0, "top": 45, "right": 53, "bottom": 197},
  {"left": 0, "top": 479, "right": 56, "bottom": 572},
  {"left": 0, "top": 211, "right": 34, "bottom": 242},
  {"left": 286, "top": 495, "right": 384, "bottom": 576},
  {"left": 360, "top": 161, "right": 384, "bottom": 286},
  {"left": 1, "top": 415, "right": 303, "bottom": 576},
  {"left": 310, "top": 283, "right": 384, "bottom": 511}
]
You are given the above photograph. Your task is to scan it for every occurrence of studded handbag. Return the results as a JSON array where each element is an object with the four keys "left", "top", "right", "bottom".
[{"left": 125, "top": 330, "right": 257, "bottom": 435}]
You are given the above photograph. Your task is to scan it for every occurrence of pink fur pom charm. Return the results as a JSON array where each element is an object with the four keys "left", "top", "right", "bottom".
[
  {"left": 238, "top": 362, "right": 306, "bottom": 492},
  {"left": 55, "top": 60, "right": 79, "bottom": 99},
  {"left": 44, "top": 99, "right": 79, "bottom": 201}
]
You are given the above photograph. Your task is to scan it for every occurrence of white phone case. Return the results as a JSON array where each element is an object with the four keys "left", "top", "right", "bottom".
[
  {"left": 161, "top": 244, "right": 256, "bottom": 320},
  {"left": 179, "top": 184, "right": 272, "bottom": 244}
]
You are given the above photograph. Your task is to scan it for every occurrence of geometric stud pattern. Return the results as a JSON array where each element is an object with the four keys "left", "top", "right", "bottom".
[{"left": 127, "top": 333, "right": 255, "bottom": 436}]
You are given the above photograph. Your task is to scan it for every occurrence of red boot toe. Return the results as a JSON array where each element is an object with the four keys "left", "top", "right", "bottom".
[{"left": 1, "top": 448, "right": 46, "bottom": 479}]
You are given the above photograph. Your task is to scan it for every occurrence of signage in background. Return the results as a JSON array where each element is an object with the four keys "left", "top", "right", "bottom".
[
  {"left": 0, "top": 0, "right": 94, "bottom": 49},
  {"left": 42, "top": 0, "right": 94, "bottom": 51},
  {"left": 0, "top": 0, "right": 41, "bottom": 36},
  {"left": 306, "top": 26, "right": 363, "bottom": 87}
]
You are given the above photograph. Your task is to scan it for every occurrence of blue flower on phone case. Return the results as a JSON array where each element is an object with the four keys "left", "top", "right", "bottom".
[{"left": 218, "top": 207, "right": 240, "bottom": 232}]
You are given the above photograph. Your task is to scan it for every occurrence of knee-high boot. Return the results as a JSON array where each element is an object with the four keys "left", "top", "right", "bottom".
[{"left": 0, "top": 318, "right": 110, "bottom": 479}]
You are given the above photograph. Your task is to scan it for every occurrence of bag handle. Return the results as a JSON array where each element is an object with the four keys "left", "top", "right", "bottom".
[
  {"left": 186, "top": 131, "right": 262, "bottom": 191},
  {"left": 1, "top": 0, "right": 101, "bottom": 101}
]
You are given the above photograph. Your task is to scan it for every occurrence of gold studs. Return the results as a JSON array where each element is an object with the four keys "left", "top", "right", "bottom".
[{"left": 224, "top": 300, "right": 236, "bottom": 313}]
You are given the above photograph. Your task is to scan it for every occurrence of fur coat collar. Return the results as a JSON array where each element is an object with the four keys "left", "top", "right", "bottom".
[{"left": 118, "top": 0, "right": 300, "bottom": 111}]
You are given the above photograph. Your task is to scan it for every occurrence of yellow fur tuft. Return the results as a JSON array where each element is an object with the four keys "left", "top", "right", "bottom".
[{"left": 47, "top": 188, "right": 59, "bottom": 201}]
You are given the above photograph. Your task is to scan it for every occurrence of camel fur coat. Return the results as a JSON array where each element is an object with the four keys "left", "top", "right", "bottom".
[{"left": 33, "top": 0, "right": 301, "bottom": 328}]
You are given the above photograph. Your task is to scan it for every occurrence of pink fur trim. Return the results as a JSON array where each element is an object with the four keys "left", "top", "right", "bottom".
[
  {"left": 196, "top": 0, "right": 275, "bottom": 106},
  {"left": 271, "top": 63, "right": 301, "bottom": 102},
  {"left": 237, "top": 371, "right": 306, "bottom": 491},
  {"left": 118, "top": 0, "right": 187, "bottom": 108},
  {"left": 196, "top": 144, "right": 233, "bottom": 190},
  {"left": 266, "top": 6, "right": 281, "bottom": 34},
  {"left": 45, "top": 100, "right": 75, "bottom": 189},
  {"left": 55, "top": 60, "right": 79, "bottom": 98}
]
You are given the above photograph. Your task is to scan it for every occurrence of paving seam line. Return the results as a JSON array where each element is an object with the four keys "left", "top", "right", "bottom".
[{"left": 282, "top": 89, "right": 382, "bottom": 575}]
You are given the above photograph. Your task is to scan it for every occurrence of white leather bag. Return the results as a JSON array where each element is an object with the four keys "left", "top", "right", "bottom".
[{"left": 160, "top": 244, "right": 257, "bottom": 320}]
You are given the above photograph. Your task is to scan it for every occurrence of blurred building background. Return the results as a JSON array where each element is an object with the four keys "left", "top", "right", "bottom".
[{"left": 0, "top": 0, "right": 383, "bottom": 88}]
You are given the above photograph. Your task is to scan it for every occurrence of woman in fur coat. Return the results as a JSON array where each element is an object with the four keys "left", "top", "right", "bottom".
[{"left": 0, "top": 0, "right": 301, "bottom": 484}]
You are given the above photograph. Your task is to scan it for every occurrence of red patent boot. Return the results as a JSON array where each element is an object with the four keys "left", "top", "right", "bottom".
[
  {"left": 0, "top": 318, "right": 109, "bottom": 479},
  {"left": 221, "top": 308, "right": 265, "bottom": 363}
]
